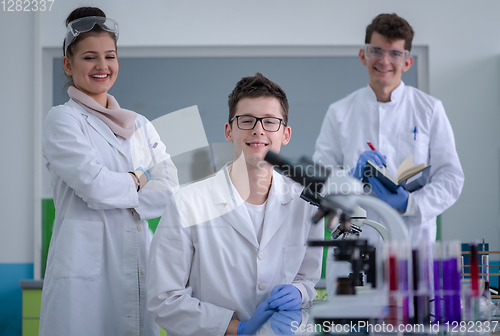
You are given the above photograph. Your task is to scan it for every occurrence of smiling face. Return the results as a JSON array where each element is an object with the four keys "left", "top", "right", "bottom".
[
  {"left": 224, "top": 97, "right": 291, "bottom": 168},
  {"left": 359, "top": 31, "right": 413, "bottom": 93},
  {"left": 63, "top": 33, "right": 118, "bottom": 107}
]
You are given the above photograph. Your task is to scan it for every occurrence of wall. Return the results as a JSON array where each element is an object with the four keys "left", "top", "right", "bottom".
[
  {"left": 2, "top": 1, "right": 500, "bottom": 335},
  {"left": 0, "top": 9, "right": 35, "bottom": 336}
]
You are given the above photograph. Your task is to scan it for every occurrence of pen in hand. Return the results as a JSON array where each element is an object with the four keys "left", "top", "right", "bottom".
[{"left": 366, "top": 141, "right": 389, "bottom": 170}]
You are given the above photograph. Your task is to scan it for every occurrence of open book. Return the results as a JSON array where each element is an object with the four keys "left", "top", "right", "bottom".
[{"left": 363, "top": 154, "right": 431, "bottom": 193}]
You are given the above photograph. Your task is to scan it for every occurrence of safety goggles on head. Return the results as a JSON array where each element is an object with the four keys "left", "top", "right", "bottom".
[
  {"left": 65, "top": 16, "right": 119, "bottom": 56},
  {"left": 364, "top": 44, "right": 410, "bottom": 66}
]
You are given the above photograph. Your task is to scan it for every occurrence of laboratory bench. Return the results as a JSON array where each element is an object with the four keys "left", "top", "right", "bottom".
[
  {"left": 19, "top": 279, "right": 167, "bottom": 336},
  {"left": 20, "top": 280, "right": 326, "bottom": 336},
  {"left": 18, "top": 278, "right": 500, "bottom": 336}
]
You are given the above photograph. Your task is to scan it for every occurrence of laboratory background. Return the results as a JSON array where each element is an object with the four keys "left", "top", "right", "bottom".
[{"left": 1, "top": 0, "right": 499, "bottom": 335}]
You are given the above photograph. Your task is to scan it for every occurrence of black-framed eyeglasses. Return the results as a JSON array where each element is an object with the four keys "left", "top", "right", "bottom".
[{"left": 230, "top": 115, "right": 286, "bottom": 132}]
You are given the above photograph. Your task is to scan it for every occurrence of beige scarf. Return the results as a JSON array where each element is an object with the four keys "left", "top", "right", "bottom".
[{"left": 68, "top": 86, "right": 137, "bottom": 139}]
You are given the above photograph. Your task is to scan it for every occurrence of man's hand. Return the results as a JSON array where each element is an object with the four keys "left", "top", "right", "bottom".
[
  {"left": 351, "top": 151, "right": 386, "bottom": 180},
  {"left": 368, "top": 177, "right": 409, "bottom": 211},
  {"left": 237, "top": 301, "right": 275, "bottom": 335},
  {"left": 270, "top": 310, "right": 302, "bottom": 335},
  {"left": 267, "top": 284, "right": 302, "bottom": 311}
]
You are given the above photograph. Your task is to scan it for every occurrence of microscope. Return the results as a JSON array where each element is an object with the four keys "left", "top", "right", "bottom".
[{"left": 264, "top": 151, "right": 411, "bottom": 326}]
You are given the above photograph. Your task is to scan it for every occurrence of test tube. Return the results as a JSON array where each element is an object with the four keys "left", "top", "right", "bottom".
[
  {"left": 482, "top": 254, "right": 490, "bottom": 298},
  {"left": 452, "top": 242, "right": 462, "bottom": 323},
  {"left": 469, "top": 242, "right": 480, "bottom": 321},
  {"left": 470, "top": 243, "right": 479, "bottom": 297},
  {"left": 443, "top": 244, "right": 453, "bottom": 323},
  {"left": 421, "top": 237, "right": 432, "bottom": 325},
  {"left": 412, "top": 246, "right": 431, "bottom": 325},
  {"left": 433, "top": 242, "right": 442, "bottom": 324},
  {"left": 399, "top": 242, "right": 410, "bottom": 325},
  {"left": 443, "top": 241, "right": 461, "bottom": 323},
  {"left": 386, "top": 242, "right": 399, "bottom": 326}
]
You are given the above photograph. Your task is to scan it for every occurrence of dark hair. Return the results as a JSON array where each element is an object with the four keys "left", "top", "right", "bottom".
[
  {"left": 365, "top": 13, "right": 414, "bottom": 51},
  {"left": 63, "top": 7, "right": 117, "bottom": 57},
  {"left": 228, "top": 73, "right": 289, "bottom": 125}
]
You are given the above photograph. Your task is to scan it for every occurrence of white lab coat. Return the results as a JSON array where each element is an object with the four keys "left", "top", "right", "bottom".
[
  {"left": 313, "top": 82, "right": 464, "bottom": 243},
  {"left": 39, "top": 99, "right": 178, "bottom": 336},
  {"left": 147, "top": 165, "right": 324, "bottom": 336}
]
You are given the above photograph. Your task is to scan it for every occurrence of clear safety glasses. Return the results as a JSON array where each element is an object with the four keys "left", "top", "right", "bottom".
[
  {"left": 364, "top": 44, "right": 410, "bottom": 66},
  {"left": 65, "top": 16, "right": 119, "bottom": 55}
]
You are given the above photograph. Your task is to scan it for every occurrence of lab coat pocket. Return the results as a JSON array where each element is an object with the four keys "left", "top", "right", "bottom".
[
  {"left": 282, "top": 245, "right": 307, "bottom": 283},
  {"left": 397, "top": 132, "right": 430, "bottom": 166},
  {"left": 53, "top": 220, "right": 103, "bottom": 279}
]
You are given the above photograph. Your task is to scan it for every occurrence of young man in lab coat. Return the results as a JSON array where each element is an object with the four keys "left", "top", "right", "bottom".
[
  {"left": 148, "top": 73, "right": 324, "bottom": 335},
  {"left": 314, "top": 13, "right": 464, "bottom": 244}
]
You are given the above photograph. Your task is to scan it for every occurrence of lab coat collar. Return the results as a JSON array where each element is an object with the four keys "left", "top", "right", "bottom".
[
  {"left": 211, "top": 163, "right": 293, "bottom": 206},
  {"left": 212, "top": 163, "right": 294, "bottom": 249},
  {"left": 211, "top": 164, "right": 258, "bottom": 247},
  {"left": 390, "top": 81, "right": 405, "bottom": 102},
  {"left": 69, "top": 99, "right": 126, "bottom": 155},
  {"left": 366, "top": 80, "right": 406, "bottom": 103}
]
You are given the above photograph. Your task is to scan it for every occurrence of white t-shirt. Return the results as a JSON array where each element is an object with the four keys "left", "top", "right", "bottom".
[{"left": 244, "top": 201, "right": 267, "bottom": 244}]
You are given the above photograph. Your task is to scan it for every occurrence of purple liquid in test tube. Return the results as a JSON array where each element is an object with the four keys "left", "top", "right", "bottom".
[
  {"left": 443, "top": 258, "right": 454, "bottom": 323},
  {"left": 443, "top": 241, "right": 462, "bottom": 323},
  {"left": 433, "top": 259, "right": 441, "bottom": 323},
  {"left": 451, "top": 257, "right": 462, "bottom": 322},
  {"left": 433, "top": 242, "right": 442, "bottom": 324}
]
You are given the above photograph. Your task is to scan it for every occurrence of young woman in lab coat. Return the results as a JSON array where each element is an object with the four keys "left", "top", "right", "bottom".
[
  {"left": 147, "top": 73, "right": 324, "bottom": 336},
  {"left": 39, "top": 7, "right": 177, "bottom": 336}
]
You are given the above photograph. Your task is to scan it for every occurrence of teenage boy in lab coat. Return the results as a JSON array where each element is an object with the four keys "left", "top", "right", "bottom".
[
  {"left": 147, "top": 73, "right": 323, "bottom": 336},
  {"left": 314, "top": 13, "right": 464, "bottom": 244}
]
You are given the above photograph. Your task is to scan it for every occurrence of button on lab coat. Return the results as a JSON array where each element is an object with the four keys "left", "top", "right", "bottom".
[
  {"left": 314, "top": 82, "right": 464, "bottom": 243},
  {"left": 39, "top": 99, "right": 178, "bottom": 336},
  {"left": 147, "top": 165, "right": 324, "bottom": 336}
]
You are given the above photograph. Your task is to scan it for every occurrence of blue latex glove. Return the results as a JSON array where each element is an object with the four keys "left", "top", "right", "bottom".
[
  {"left": 237, "top": 301, "right": 275, "bottom": 335},
  {"left": 350, "top": 150, "right": 387, "bottom": 180},
  {"left": 270, "top": 310, "right": 302, "bottom": 335},
  {"left": 136, "top": 167, "right": 151, "bottom": 182},
  {"left": 267, "top": 284, "right": 302, "bottom": 311},
  {"left": 368, "top": 177, "right": 409, "bottom": 211}
]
